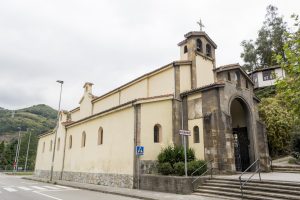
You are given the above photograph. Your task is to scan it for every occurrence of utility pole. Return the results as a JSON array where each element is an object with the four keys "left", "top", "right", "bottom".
[
  {"left": 50, "top": 80, "right": 64, "bottom": 181},
  {"left": 14, "top": 127, "right": 21, "bottom": 172},
  {"left": 24, "top": 129, "right": 32, "bottom": 172}
]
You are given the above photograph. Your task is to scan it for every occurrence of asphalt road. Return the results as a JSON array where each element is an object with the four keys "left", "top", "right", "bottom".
[{"left": 0, "top": 173, "right": 139, "bottom": 200}]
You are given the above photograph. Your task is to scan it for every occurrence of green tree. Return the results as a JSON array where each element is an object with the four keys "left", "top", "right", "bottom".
[
  {"left": 275, "top": 15, "right": 300, "bottom": 121},
  {"left": 241, "top": 5, "right": 287, "bottom": 72},
  {"left": 259, "top": 97, "right": 293, "bottom": 156}
]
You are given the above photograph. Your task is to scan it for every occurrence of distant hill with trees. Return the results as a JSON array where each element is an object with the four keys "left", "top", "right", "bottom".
[{"left": 0, "top": 104, "right": 57, "bottom": 170}]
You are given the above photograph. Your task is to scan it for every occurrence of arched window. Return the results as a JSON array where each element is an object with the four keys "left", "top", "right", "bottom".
[
  {"left": 57, "top": 138, "right": 60, "bottom": 151},
  {"left": 42, "top": 142, "right": 45, "bottom": 153},
  {"left": 206, "top": 44, "right": 212, "bottom": 57},
  {"left": 246, "top": 80, "right": 249, "bottom": 89},
  {"left": 154, "top": 124, "right": 162, "bottom": 143},
  {"left": 193, "top": 126, "right": 200, "bottom": 143},
  {"left": 81, "top": 132, "right": 86, "bottom": 147},
  {"left": 196, "top": 39, "right": 203, "bottom": 52},
  {"left": 69, "top": 135, "right": 72, "bottom": 149},
  {"left": 50, "top": 140, "right": 53, "bottom": 151},
  {"left": 184, "top": 45, "right": 188, "bottom": 53},
  {"left": 98, "top": 127, "right": 103, "bottom": 145}
]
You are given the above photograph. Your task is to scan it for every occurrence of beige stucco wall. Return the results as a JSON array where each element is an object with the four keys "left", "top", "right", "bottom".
[
  {"left": 71, "top": 109, "right": 81, "bottom": 121},
  {"left": 120, "top": 79, "right": 148, "bottom": 104},
  {"left": 188, "top": 118, "right": 205, "bottom": 160},
  {"left": 35, "top": 133, "right": 54, "bottom": 171},
  {"left": 64, "top": 107, "right": 134, "bottom": 175},
  {"left": 148, "top": 67, "right": 174, "bottom": 97},
  {"left": 186, "top": 93, "right": 205, "bottom": 160},
  {"left": 180, "top": 65, "right": 191, "bottom": 92},
  {"left": 80, "top": 94, "right": 93, "bottom": 119},
  {"left": 196, "top": 55, "right": 214, "bottom": 87},
  {"left": 180, "top": 45, "right": 188, "bottom": 60},
  {"left": 93, "top": 92, "right": 120, "bottom": 114},
  {"left": 140, "top": 100, "right": 173, "bottom": 161}
]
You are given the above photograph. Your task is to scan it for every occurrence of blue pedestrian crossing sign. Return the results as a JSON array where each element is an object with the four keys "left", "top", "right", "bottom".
[{"left": 136, "top": 146, "right": 144, "bottom": 156}]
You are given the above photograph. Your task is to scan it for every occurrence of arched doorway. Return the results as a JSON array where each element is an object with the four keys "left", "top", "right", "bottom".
[{"left": 230, "top": 98, "right": 251, "bottom": 171}]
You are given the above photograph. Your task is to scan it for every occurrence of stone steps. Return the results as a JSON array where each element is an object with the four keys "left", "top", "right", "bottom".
[
  {"left": 272, "top": 165, "right": 300, "bottom": 173},
  {"left": 194, "top": 178, "right": 300, "bottom": 200}
]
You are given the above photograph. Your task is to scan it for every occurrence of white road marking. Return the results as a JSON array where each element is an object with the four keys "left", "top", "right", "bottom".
[
  {"left": 55, "top": 185, "right": 70, "bottom": 189},
  {"left": 18, "top": 186, "right": 32, "bottom": 191},
  {"left": 33, "top": 191, "right": 63, "bottom": 200},
  {"left": 43, "top": 186, "right": 60, "bottom": 190},
  {"left": 31, "top": 186, "right": 46, "bottom": 190},
  {"left": 3, "top": 187, "right": 17, "bottom": 192}
]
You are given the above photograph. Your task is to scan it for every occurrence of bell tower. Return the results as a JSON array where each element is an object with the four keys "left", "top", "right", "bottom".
[{"left": 178, "top": 20, "right": 217, "bottom": 89}]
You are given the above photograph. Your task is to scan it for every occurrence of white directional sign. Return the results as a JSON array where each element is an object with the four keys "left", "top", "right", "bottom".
[{"left": 179, "top": 130, "right": 191, "bottom": 136}]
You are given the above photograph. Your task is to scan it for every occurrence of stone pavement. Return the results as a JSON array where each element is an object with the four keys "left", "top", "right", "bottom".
[
  {"left": 23, "top": 176, "right": 218, "bottom": 200},
  {"left": 216, "top": 172, "right": 300, "bottom": 182}
]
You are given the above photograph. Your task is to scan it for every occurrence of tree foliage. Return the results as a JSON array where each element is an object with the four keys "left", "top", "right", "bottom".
[
  {"left": 0, "top": 104, "right": 56, "bottom": 170},
  {"left": 259, "top": 97, "right": 293, "bottom": 156},
  {"left": 241, "top": 5, "right": 287, "bottom": 72},
  {"left": 275, "top": 15, "right": 300, "bottom": 121}
]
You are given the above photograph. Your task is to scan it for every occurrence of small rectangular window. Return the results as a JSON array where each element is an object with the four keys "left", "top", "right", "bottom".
[{"left": 263, "top": 70, "right": 275, "bottom": 81}]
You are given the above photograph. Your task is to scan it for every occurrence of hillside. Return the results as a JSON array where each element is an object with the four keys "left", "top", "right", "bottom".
[
  {"left": 0, "top": 104, "right": 57, "bottom": 170},
  {"left": 0, "top": 104, "right": 57, "bottom": 137}
]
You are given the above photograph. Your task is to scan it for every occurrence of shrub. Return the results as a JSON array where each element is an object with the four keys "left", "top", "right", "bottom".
[
  {"left": 157, "top": 145, "right": 195, "bottom": 166},
  {"left": 187, "top": 160, "right": 207, "bottom": 176},
  {"left": 157, "top": 162, "right": 173, "bottom": 175},
  {"left": 173, "top": 162, "right": 185, "bottom": 176}
]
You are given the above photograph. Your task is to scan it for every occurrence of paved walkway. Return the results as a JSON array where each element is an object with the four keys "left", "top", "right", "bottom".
[
  {"left": 23, "top": 176, "right": 218, "bottom": 200},
  {"left": 217, "top": 172, "right": 300, "bottom": 183},
  {"left": 23, "top": 172, "right": 300, "bottom": 200}
]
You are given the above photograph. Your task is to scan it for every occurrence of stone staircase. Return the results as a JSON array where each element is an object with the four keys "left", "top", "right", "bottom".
[
  {"left": 272, "top": 165, "right": 300, "bottom": 173},
  {"left": 193, "top": 178, "right": 300, "bottom": 200}
]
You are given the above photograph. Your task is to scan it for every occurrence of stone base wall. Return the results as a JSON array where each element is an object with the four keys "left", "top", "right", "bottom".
[
  {"left": 140, "top": 174, "right": 207, "bottom": 194},
  {"left": 140, "top": 160, "right": 158, "bottom": 174},
  {"left": 34, "top": 170, "right": 133, "bottom": 188}
]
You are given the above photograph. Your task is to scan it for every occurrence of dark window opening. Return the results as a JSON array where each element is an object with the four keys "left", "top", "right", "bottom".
[
  {"left": 263, "top": 70, "right": 275, "bottom": 81},
  {"left": 206, "top": 44, "right": 212, "bottom": 57},
  {"left": 154, "top": 124, "right": 161, "bottom": 143},
  {"left": 227, "top": 72, "right": 231, "bottom": 81},
  {"left": 235, "top": 71, "right": 241, "bottom": 88},
  {"left": 193, "top": 126, "right": 200, "bottom": 143},
  {"left": 184, "top": 45, "right": 188, "bottom": 53},
  {"left": 196, "top": 39, "right": 203, "bottom": 52}
]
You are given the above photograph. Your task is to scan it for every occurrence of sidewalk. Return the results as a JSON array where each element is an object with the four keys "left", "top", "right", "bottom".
[{"left": 23, "top": 176, "right": 218, "bottom": 200}]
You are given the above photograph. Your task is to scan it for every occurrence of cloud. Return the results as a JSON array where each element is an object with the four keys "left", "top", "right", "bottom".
[{"left": 0, "top": 0, "right": 299, "bottom": 110}]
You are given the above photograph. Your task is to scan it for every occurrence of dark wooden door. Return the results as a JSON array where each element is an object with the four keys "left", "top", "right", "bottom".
[{"left": 233, "top": 127, "right": 250, "bottom": 171}]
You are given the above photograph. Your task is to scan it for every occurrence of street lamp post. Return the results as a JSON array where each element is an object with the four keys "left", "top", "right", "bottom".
[
  {"left": 24, "top": 129, "right": 32, "bottom": 172},
  {"left": 14, "top": 127, "right": 21, "bottom": 172},
  {"left": 50, "top": 80, "right": 64, "bottom": 181}
]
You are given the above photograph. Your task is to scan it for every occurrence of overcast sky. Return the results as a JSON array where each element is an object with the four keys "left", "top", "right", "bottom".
[{"left": 0, "top": 0, "right": 299, "bottom": 111}]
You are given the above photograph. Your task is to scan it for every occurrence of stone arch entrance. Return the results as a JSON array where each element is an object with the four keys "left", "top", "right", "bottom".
[{"left": 230, "top": 98, "right": 252, "bottom": 171}]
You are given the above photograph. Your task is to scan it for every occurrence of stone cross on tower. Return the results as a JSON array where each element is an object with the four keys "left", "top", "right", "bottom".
[{"left": 197, "top": 19, "right": 205, "bottom": 31}]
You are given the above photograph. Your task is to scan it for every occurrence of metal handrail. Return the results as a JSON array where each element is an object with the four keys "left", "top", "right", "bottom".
[
  {"left": 191, "top": 159, "right": 213, "bottom": 184},
  {"left": 269, "top": 156, "right": 273, "bottom": 172},
  {"left": 239, "top": 158, "right": 261, "bottom": 199}
]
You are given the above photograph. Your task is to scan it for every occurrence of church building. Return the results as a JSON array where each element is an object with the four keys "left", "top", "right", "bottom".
[{"left": 35, "top": 29, "right": 270, "bottom": 188}]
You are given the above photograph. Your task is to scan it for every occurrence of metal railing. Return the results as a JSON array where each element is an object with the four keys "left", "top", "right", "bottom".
[
  {"left": 191, "top": 159, "right": 213, "bottom": 184},
  {"left": 239, "top": 158, "right": 261, "bottom": 199},
  {"left": 269, "top": 156, "right": 273, "bottom": 172}
]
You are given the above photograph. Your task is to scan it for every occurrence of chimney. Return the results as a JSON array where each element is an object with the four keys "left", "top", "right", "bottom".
[{"left": 83, "top": 82, "right": 93, "bottom": 94}]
